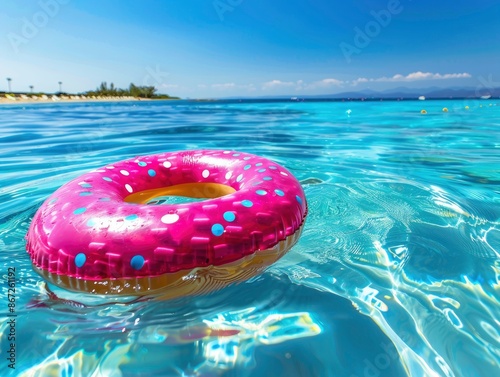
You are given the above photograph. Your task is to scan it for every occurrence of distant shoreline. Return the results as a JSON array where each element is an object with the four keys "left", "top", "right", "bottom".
[
  {"left": 0, "top": 95, "right": 180, "bottom": 105},
  {"left": 2, "top": 95, "right": 498, "bottom": 106}
]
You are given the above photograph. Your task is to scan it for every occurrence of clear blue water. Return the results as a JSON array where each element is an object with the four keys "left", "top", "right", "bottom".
[{"left": 1, "top": 99, "right": 499, "bottom": 377}]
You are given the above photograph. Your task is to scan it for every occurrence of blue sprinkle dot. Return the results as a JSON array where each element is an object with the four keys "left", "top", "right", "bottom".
[
  {"left": 269, "top": 166, "right": 277, "bottom": 170},
  {"left": 75, "top": 253, "right": 86, "bottom": 268},
  {"left": 86, "top": 218, "right": 96, "bottom": 227},
  {"left": 130, "top": 255, "right": 145, "bottom": 270},
  {"left": 236, "top": 174, "right": 244, "bottom": 182},
  {"left": 256, "top": 189, "right": 267, "bottom": 196},
  {"left": 103, "top": 177, "right": 112, "bottom": 182},
  {"left": 296, "top": 195, "right": 303, "bottom": 204},
  {"left": 232, "top": 153, "right": 240, "bottom": 157},
  {"left": 211, "top": 223, "right": 224, "bottom": 236},
  {"left": 125, "top": 214, "right": 138, "bottom": 221},
  {"left": 80, "top": 183, "right": 92, "bottom": 188},
  {"left": 79, "top": 191, "right": 92, "bottom": 196},
  {"left": 241, "top": 200, "right": 253, "bottom": 207},
  {"left": 275, "top": 189, "right": 285, "bottom": 197},
  {"left": 49, "top": 198, "right": 58, "bottom": 204},
  {"left": 255, "top": 163, "right": 263, "bottom": 167},
  {"left": 223, "top": 211, "right": 236, "bottom": 222},
  {"left": 148, "top": 169, "right": 156, "bottom": 177},
  {"left": 99, "top": 197, "right": 111, "bottom": 202},
  {"left": 73, "top": 207, "right": 87, "bottom": 215},
  {"left": 258, "top": 168, "right": 266, "bottom": 173},
  {"left": 243, "top": 157, "right": 251, "bottom": 160},
  {"left": 263, "top": 176, "right": 272, "bottom": 181},
  {"left": 138, "top": 161, "right": 147, "bottom": 167},
  {"left": 244, "top": 164, "right": 252, "bottom": 170}
]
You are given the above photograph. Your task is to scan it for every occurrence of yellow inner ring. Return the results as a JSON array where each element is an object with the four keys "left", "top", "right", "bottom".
[{"left": 124, "top": 182, "right": 236, "bottom": 204}]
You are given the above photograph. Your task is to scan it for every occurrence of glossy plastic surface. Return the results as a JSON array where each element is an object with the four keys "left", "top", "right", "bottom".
[{"left": 26, "top": 150, "right": 307, "bottom": 283}]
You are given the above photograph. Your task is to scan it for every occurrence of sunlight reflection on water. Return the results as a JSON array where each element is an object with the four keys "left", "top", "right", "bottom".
[{"left": 1, "top": 99, "right": 499, "bottom": 376}]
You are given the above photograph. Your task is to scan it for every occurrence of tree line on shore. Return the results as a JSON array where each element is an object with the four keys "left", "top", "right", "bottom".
[
  {"left": 84, "top": 82, "right": 177, "bottom": 99},
  {"left": 1, "top": 81, "right": 178, "bottom": 99}
]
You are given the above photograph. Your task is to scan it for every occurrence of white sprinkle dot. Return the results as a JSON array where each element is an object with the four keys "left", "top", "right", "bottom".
[
  {"left": 120, "top": 170, "right": 130, "bottom": 176},
  {"left": 223, "top": 151, "right": 231, "bottom": 154},
  {"left": 125, "top": 184, "right": 133, "bottom": 193},
  {"left": 202, "top": 169, "right": 210, "bottom": 178},
  {"left": 161, "top": 213, "right": 179, "bottom": 224},
  {"left": 225, "top": 171, "right": 232, "bottom": 180},
  {"left": 106, "top": 166, "right": 115, "bottom": 169},
  {"left": 163, "top": 161, "right": 172, "bottom": 168},
  {"left": 280, "top": 171, "right": 288, "bottom": 176}
]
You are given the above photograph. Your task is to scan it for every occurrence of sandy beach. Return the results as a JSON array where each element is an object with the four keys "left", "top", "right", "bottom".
[{"left": 0, "top": 95, "right": 156, "bottom": 105}]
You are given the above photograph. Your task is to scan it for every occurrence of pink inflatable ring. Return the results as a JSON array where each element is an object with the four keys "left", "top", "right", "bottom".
[{"left": 26, "top": 150, "right": 307, "bottom": 298}]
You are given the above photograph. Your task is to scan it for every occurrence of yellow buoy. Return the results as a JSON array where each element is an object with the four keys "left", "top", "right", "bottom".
[
  {"left": 465, "top": 106, "right": 469, "bottom": 110},
  {"left": 442, "top": 107, "right": 448, "bottom": 112},
  {"left": 421, "top": 109, "right": 427, "bottom": 114}
]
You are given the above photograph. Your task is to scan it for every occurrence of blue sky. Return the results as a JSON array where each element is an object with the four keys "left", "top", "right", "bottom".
[{"left": 1, "top": 0, "right": 499, "bottom": 98}]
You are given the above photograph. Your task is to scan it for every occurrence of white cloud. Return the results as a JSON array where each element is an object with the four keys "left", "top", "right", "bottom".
[
  {"left": 438, "top": 72, "right": 472, "bottom": 79},
  {"left": 207, "top": 83, "right": 256, "bottom": 91},
  {"left": 317, "top": 78, "right": 345, "bottom": 86},
  {"left": 161, "top": 84, "right": 179, "bottom": 89},
  {"left": 199, "top": 71, "right": 472, "bottom": 94},
  {"left": 212, "top": 83, "right": 237, "bottom": 89},
  {"left": 352, "top": 77, "right": 369, "bottom": 86},
  {"left": 263, "top": 78, "right": 342, "bottom": 91},
  {"left": 305, "top": 78, "right": 346, "bottom": 90},
  {"left": 350, "top": 71, "right": 471, "bottom": 85},
  {"left": 377, "top": 71, "right": 471, "bottom": 82},
  {"left": 262, "top": 80, "right": 295, "bottom": 90}
]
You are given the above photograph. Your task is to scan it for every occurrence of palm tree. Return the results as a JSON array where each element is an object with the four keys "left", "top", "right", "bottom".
[
  {"left": 7, "top": 77, "right": 12, "bottom": 92},
  {"left": 58, "top": 81, "right": 62, "bottom": 93},
  {"left": 29, "top": 85, "right": 34, "bottom": 93}
]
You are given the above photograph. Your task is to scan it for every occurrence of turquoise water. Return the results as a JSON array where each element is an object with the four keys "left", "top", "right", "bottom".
[{"left": 1, "top": 99, "right": 499, "bottom": 376}]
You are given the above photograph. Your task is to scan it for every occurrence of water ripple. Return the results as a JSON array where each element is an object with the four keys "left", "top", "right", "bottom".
[{"left": 1, "top": 99, "right": 499, "bottom": 376}]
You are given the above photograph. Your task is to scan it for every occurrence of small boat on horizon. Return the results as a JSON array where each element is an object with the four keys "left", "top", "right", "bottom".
[
  {"left": 480, "top": 94, "right": 491, "bottom": 100},
  {"left": 418, "top": 96, "right": 426, "bottom": 101}
]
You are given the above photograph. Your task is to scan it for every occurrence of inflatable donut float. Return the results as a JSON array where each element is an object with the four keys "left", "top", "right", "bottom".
[{"left": 26, "top": 150, "right": 307, "bottom": 299}]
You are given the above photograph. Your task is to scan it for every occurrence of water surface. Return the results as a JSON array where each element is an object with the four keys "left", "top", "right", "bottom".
[{"left": 0, "top": 99, "right": 499, "bottom": 376}]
